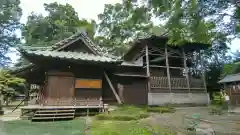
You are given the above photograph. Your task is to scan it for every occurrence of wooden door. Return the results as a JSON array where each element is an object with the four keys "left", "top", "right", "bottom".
[{"left": 46, "top": 76, "right": 75, "bottom": 105}]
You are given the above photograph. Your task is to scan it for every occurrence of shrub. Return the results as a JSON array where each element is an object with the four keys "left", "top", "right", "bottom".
[
  {"left": 209, "top": 105, "right": 223, "bottom": 115},
  {"left": 211, "top": 92, "right": 224, "bottom": 106},
  {"left": 95, "top": 112, "right": 149, "bottom": 121},
  {"left": 147, "top": 106, "right": 176, "bottom": 113},
  {"left": 95, "top": 105, "right": 149, "bottom": 121}
]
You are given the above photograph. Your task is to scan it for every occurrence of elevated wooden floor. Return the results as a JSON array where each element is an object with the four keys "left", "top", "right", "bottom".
[
  {"left": 21, "top": 105, "right": 105, "bottom": 110},
  {"left": 20, "top": 104, "right": 108, "bottom": 121}
]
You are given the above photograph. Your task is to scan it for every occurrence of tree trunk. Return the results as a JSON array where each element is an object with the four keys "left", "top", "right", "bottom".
[{"left": 0, "top": 92, "right": 4, "bottom": 115}]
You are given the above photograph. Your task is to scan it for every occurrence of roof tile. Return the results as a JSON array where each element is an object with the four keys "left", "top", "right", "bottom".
[
  {"left": 219, "top": 73, "right": 240, "bottom": 83},
  {"left": 24, "top": 50, "right": 119, "bottom": 63}
]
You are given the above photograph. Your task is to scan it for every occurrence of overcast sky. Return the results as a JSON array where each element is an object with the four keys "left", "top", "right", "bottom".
[{"left": 7, "top": 0, "right": 240, "bottom": 63}]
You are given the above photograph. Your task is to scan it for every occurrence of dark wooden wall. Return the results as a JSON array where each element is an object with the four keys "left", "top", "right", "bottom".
[
  {"left": 117, "top": 77, "right": 148, "bottom": 105},
  {"left": 225, "top": 82, "right": 240, "bottom": 106},
  {"left": 42, "top": 64, "right": 105, "bottom": 105}
]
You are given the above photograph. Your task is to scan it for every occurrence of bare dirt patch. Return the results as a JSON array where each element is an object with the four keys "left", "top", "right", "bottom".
[{"left": 142, "top": 107, "right": 240, "bottom": 135}]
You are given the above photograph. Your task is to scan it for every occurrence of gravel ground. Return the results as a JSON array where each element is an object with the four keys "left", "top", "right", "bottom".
[
  {"left": 142, "top": 107, "right": 240, "bottom": 135},
  {"left": 0, "top": 108, "right": 21, "bottom": 121}
]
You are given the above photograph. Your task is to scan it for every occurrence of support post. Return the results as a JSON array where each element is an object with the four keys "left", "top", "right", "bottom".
[
  {"left": 104, "top": 71, "right": 122, "bottom": 104},
  {"left": 24, "top": 84, "right": 29, "bottom": 106},
  {"left": 165, "top": 47, "right": 172, "bottom": 92},
  {"left": 200, "top": 54, "right": 207, "bottom": 92},
  {"left": 182, "top": 48, "right": 190, "bottom": 92},
  {"left": 145, "top": 45, "right": 151, "bottom": 92}
]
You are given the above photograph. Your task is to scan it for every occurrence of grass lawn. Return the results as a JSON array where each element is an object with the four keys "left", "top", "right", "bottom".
[
  {"left": 90, "top": 120, "right": 177, "bottom": 135},
  {"left": 90, "top": 120, "right": 152, "bottom": 135},
  {"left": 1, "top": 105, "right": 177, "bottom": 135},
  {"left": 2, "top": 119, "right": 86, "bottom": 135}
]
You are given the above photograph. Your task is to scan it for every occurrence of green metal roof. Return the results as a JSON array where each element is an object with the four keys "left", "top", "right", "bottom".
[{"left": 23, "top": 50, "right": 120, "bottom": 63}]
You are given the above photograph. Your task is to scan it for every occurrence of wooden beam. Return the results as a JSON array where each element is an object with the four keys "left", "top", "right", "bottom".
[
  {"left": 165, "top": 47, "right": 172, "bottom": 92},
  {"left": 182, "top": 48, "right": 190, "bottom": 92},
  {"left": 145, "top": 45, "right": 151, "bottom": 92},
  {"left": 114, "top": 73, "right": 147, "bottom": 78},
  {"left": 145, "top": 45, "right": 150, "bottom": 77},
  {"left": 148, "top": 65, "right": 184, "bottom": 69},
  {"left": 149, "top": 53, "right": 183, "bottom": 58},
  {"left": 103, "top": 72, "right": 122, "bottom": 104}
]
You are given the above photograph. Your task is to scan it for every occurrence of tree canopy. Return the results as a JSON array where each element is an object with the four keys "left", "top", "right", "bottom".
[
  {"left": 0, "top": 69, "right": 26, "bottom": 104},
  {"left": 16, "top": 2, "right": 96, "bottom": 66},
  {"left": 0, "top": 0, "right": 22, "bottom": 66},
  {"left": 22, "top": 2, "right": 96, "bottom": 47},
  {"left": 96, "top": 0, "right": 153, "bottom": 55},
  {"left": 95, "top": 0, "right": 237, "bottom": 56}
]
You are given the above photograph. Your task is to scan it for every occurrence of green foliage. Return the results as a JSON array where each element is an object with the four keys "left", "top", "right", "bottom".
[
  {"left": 209, "top": 105, "right": 224, "bottom": 115},
  {"left": 0, "top": 70, "right": 26, "bottom": 103},
  {"left": 16, "top": 2, "right": 96, "bottom": 67},
  {"left": 211, "top": 92, "right": 224, "bottom": 105},
  {"left": 150, "top": 0, "right": 238, "bottom": 39},
  {"left": 146, "top": 0, "right": 218, "bottom": 45},
  {"left": 96, "top": 1, "right": 153, "bottom": 56},
  {"left": 0, "top": 0, "right": 22, "bottom": 66},
  {"left": 222, "top": 62, "right": 240, "bottom": 76},
  {"left": 147, "top": 106, "right": 176, "bottom": 113},
  {"left": 22, "top": 2, "right": 96, "bottom": 47},
  {"left": 95, "top": 106, "right": 149, "bottom": 121}
]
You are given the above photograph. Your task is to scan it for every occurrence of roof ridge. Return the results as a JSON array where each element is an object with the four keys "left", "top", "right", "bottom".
[
  {"left": 228, "top": 73, "right": 240, "bottom": 76},
  {"left": 51, "top": 31, "right": 113, "bottom": 57},
  {"left": 24, "top": 49, "right": 119, "bottom": 60},
  {"left": 52, "top": 32, "right": 81, "bottom": 49}
]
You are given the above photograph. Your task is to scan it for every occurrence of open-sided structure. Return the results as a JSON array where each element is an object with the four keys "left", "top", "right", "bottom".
[
  {"left": 116, "top": 35, "right": 209, "bottom": 105},
  {"left": 13, "top": 32, "right": 210, "bottom": 109}
]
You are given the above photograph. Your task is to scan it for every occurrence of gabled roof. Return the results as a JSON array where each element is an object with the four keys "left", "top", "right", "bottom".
[
  {"left": 21, "top": 50, "right": 120, "bottom": 63},
  {"left": 11, "top": 31, "right": 115, "bottom": 74},
  {"left": 219, "top": 73, "right": 240, "bottom": 83},
  {"left": 52, "top": 32, "right": 105, "bottom": 55}
]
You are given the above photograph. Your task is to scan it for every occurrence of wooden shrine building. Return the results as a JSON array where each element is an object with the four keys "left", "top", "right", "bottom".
[
  {"left": 13, "top": 32, "right": 210, "bottom": 108},
  {"left": 219, "top": 73, "right": 240, "bottom": 105}
]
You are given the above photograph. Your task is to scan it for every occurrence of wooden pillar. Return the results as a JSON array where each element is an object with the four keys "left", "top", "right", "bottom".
[
  {"left": 200, "top": 54, "right": 207, "bottom": 92},
  {"left": 145, "top": 45, "right": 151, "bottom": 92},
  {"left": 165, "top": 47, "right": 171, "bottom": 92},
  {"left": 182, "top": 49, "right": 190, "bottom": 92},
  {"left": 24, "top": 84, "right": 29, "bottom": 106}
]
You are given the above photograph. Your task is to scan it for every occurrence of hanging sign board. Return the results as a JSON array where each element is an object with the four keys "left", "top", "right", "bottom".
[{"left": 75, "top": 79, "right": 102, "bottom": 89}]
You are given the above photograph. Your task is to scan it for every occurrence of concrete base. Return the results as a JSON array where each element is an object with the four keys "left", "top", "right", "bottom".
[{"left": 148, "top": 93, "right": 210, "bottom": 106}]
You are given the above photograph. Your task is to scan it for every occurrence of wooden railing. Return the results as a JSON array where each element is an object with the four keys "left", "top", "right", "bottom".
[{"left": 150, "top": 76, "right": 205, "bottom": 90}]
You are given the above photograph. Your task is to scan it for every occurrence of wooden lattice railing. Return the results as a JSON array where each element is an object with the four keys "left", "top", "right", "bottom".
[{"left": 150, "top": 76, "right": 205, "bottom": 90}]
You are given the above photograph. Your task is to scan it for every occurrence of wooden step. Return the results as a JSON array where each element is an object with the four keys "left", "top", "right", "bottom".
[
  {"left": 34, "top": 113, "right": 75, "bottom": 116},
  {"left": 32, "top": 108, "right": 75, "bottom": 121},
  {"left": 32, "top": 116, "right": 74, "bottom": 120}
]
